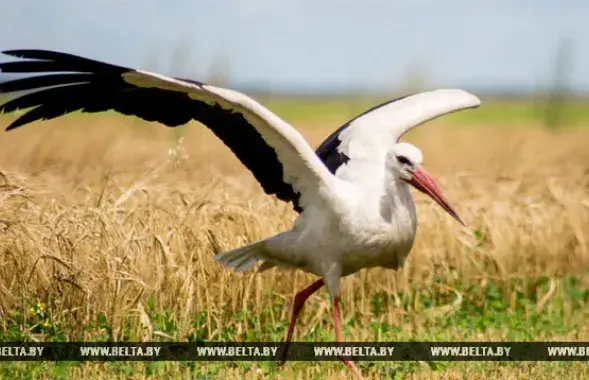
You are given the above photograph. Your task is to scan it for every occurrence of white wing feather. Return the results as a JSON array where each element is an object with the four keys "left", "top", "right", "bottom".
[{"left": 335, "top": 89, "right": 480, "bottom": 182}]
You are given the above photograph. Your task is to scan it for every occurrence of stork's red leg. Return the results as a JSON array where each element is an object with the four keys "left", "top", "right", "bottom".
[
  {"left": 278, "top": 278, "right": 325, "bottom": 367},
  {"left": 333, "top": 297, "right": 362, "bottom": 378}
]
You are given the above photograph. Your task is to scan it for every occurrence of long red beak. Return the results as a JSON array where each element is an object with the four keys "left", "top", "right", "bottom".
[{"left": 405, "top": 166, "right": 465, "bottom": 226}]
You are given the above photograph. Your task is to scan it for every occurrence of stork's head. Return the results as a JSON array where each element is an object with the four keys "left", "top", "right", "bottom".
[{"left": 388, "top": 142, "right": 465, "bottom": 226}]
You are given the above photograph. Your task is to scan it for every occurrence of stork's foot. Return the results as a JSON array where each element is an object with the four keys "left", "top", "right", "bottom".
[
  {"left": 277, "top": 354, "right": 289, "bottom": 370},
  {"left": 341, "top": 359, "right": 363, "bottom": 379},
  {"left": 278, "top": 358, "right": 362, "bottom": 379},
  {"left": 333, "top": 297, "right": 364, "bottom": 379}
]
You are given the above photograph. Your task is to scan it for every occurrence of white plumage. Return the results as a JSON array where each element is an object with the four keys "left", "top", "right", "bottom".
[{"left": 0, "top": 49, "right": 481, "bottom": 378}]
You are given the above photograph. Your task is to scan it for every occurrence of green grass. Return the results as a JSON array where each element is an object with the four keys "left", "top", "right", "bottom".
[{"left": 1, "top": 274, "right": 588, "bottom": 379}]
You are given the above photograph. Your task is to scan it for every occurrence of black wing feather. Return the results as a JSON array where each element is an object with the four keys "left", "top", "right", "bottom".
[
  {"left": 0, "top": 49, "right": 302, "bottom": 211},
  {"left": 0, "top": 73, "right": 93, "bottom": 92},
  {"left": 1, "top": 49, "right": 127, "bottom": 74}
]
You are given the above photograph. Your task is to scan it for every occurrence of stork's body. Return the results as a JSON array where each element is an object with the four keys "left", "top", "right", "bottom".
[
  {"left": 244, "top": 162, "right": 419, "bottom": 281},
  {"left": 0, "top": 49, "right": 480, "bottom": 378}
]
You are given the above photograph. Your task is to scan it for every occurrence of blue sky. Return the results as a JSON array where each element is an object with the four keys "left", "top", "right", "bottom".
[{"left": 0, "top": 0, "right": 587, "bottom": 93}]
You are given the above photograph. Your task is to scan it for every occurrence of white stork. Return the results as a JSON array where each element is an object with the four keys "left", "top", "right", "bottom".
[{"left": 0, "top": 49, "right": 480, "bottom": 377}]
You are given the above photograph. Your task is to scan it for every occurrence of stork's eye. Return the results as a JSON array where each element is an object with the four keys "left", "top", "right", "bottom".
[{"left": 396, "top": 155, "right": 412, "bottom": 165}]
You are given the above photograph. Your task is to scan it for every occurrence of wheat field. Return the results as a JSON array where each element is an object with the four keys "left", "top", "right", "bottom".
[{"left": 0, "top": 104, "right": 588, "bottom": 379}]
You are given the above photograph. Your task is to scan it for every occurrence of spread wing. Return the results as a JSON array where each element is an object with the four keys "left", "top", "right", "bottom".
[
  {"left": 315, "top": 89, "right": 481, "bottom": 183},
  {"left": 0, "top": 49, "right": 340, "bottom": 213}
]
